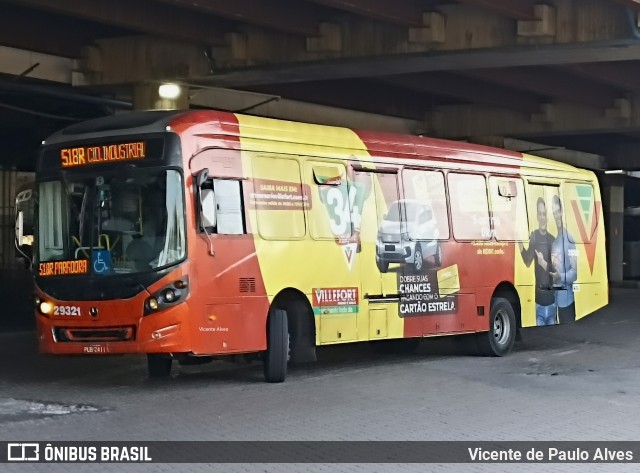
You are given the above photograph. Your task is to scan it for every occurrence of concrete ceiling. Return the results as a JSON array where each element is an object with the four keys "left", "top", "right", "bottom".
[{"left": 2, "top": 0, "right": 640, "bottom": 169}]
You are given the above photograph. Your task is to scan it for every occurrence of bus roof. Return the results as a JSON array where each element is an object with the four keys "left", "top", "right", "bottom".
[{"left": 44, "top": 109, "right": 581, "bottom": 176}]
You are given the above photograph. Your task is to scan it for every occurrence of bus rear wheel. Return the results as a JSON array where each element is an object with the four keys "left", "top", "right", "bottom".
[
  {"left": 264, "top": 308, "right": 289, "bottom": 383},
  {"left": 147, "top": 354, "right": 172, "bottom": 378},
  {"left": 476, "top": 297, "right": 516, "bottom": 356}
]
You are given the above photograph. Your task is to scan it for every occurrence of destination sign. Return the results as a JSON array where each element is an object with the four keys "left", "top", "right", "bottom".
[
  {"left": 60, "top": 141, "right": 146, "bottom": 168},
  {"left": 39, "top": 260, "right": 89, "bottom": 277}
]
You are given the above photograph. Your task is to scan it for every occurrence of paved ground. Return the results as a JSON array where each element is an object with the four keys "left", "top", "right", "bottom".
[{"left": 2, "top": 288, "right": 640, "bottom": 472}]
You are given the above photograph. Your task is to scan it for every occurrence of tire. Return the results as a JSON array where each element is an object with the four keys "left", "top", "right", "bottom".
[
  {"left": 147, "top": 354, "right": 172, "bottom": 378},
  {"left": 286, "top": 299, "right": 317, "bottom": 364},
  {"left": 476, "top": 297, "right": 516, "bottom": 357},
  {"left": 376, "top": 257, "right": 389, "bottom": 273},
  {"left": 413, "top": 244, "right": 424, "bottom": 273},
  {"left": 264, "top": 308, "right": 289, "bottom": 383}
]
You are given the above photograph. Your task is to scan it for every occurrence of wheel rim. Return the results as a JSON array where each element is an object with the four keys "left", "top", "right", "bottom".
[
  {"left": 493, "top": 309, "right": 510, "bottom": 346},
  {"left": 414, "top": 249, "right": 423, "bottom": 271}
]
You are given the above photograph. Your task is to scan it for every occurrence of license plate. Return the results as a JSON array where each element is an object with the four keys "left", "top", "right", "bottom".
[{"left": 83, "top": 345, "right": 108, "bottom": 354}]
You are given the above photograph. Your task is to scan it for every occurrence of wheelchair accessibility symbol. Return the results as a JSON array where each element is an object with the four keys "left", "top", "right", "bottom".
[{"left": 92, "top": 250, "right": 113, "bottom": 275}]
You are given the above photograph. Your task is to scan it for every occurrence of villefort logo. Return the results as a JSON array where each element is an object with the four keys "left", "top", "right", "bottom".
[
  {"left": 313, "top": 287, "right": 359, "bottom": 306},
  {"left": 312, "top": 287, "right": 359, "bottom": 315}
]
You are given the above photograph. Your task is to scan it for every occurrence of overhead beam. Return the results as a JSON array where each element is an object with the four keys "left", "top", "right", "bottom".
[
  {"left": 454, "top": 0, "right": 538, "bottom": 20},
  {"left": 609, "top": 0, "right": 640, "bottom": 9},
  {"left": 154, "top": 0, "right": 321, "bottom": 37},
  {"left": 380, "top": 73, "right": 543, "bottom": 114},
  {"left": 304, "top": 0, "right": 429, "bottom": 27},
  {"left": 3, "top": 0, "right": 226, "bottom": 45},
  {"left": 460, "top": 67, "right": 623, "bottom": 108},
  {"left": 190, "top": 87, "right": 421, "bottom": 134},
  {"left": 246, "top": 80, "right": 444, "bottom": 120},
  {"left": 424, "top": 99, "right": 639, "bottom": 139},
  {"left": 0, "top": 7, "right": 97, "bottom": 57},
  {"left": 565, "top": 62, "right": 640, "bottom": 91},
  {"left": 0, "top": 45, "right": 74, "bottom": 83},
  {"left": 195, "top": 42, "right": 640, "bottom": 87}
]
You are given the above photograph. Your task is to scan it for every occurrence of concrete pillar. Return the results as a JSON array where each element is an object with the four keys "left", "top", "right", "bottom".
[
  {"left": 133, "top": 83, "right": 189, "bottom": 111},
  {"left": 408, "top": 12, "right": 445, "bottom": 44},
  {"left": 602, "top": 177, "right": 624, "bottom": 282},
  {"left": 306, "top": 23, "right": 342, "bottom": 52},
  {"left": 517, "top": 4, "right": 556, "bottom": 37}
]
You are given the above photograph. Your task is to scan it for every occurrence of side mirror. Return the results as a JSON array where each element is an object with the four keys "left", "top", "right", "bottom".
[
  {"left": 15, "top": 210, "right": 33, "bottom": 266},
  {"left": 196, "top": 168, "right": 209, "bottom": 188},
  {"left": 15, "top": 210, "right": 34, "bottom": 247},
  {"left": 15, "top": 210, "right": 24, "bottom": 246},
  {"left": 201, "top": 188, "right": 217, "bottom": 228},
  {"left": 196, "top": 168, "right": 216, "bottom": 229}
]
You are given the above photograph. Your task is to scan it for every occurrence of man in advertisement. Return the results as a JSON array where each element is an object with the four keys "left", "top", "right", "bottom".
[
  {"left": 550, "top": 195, "right": 578, "bottom": 324},
  {"left": 519, "top": 197, "right": 557, "bottom": 326}
]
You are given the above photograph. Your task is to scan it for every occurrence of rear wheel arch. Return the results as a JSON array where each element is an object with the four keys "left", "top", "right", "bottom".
[
  {"left": 492, "top": 282, "right": 522, "bottom": 330},
  {"left": 473, "top": 283, "right": 520, "bottom": 357},
  {"left": 271, "top": 288, "right": 317, "bottom": 363}
]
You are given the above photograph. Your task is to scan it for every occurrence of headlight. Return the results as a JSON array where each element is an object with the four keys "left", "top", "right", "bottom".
[
  {"left": 39, "top": 301, "right": 54, "bottom": 315},
  {"left": 144, "top": 277, "right": 189, "bottom": 316},
  {"left": 164, "top": 288, "right": 176, "bottom": 302},
  {"left": 174, "top": 279, "right": 188, "bottom": 289},
  {"left": 147, "top": 297, "right": 159, "bottom": 311}
]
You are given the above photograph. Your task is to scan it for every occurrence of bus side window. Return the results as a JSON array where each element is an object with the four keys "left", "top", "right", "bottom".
[
  {"left": 401, "top": 168, "right": 449, "bottom": 240},
  {"left": 448, "top": 172, "right": 490, "bottom": 240},
  {"left": 488, "top": 176, "right": 528, "bottom": 241},
  {"left": 201, "top": 179, "right": 246, "bottom": 235},
  {"left": 307, "top": 162, "right": 350, "bottom": 240}
]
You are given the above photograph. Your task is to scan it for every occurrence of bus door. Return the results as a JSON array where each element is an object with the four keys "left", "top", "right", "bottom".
[
  {"left": 353, "top": 168, "right": 400, "bottom": 339},
  {"left": 525, "top": 183, "right": 564, "bottom": 325}
]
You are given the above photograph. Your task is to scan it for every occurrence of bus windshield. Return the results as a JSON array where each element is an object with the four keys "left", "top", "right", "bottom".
[{"left": 37, "top": 169, "right": 185, "bottom": 275}]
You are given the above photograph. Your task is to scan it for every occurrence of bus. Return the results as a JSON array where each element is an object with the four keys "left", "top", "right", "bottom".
[{"left": 17, "top": 110, "right": 608, "bottom": 382}]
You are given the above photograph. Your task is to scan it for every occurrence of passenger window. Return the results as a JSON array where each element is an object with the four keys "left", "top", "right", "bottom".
[
  {"left": 252, "top": 156, "right": 306, "bottom": 240},
  {"left": 201, "top": 178, "right": 246, "bottom": 235},
  {"left": 214, "top": 180, "right": 244, "bottom": 234},
  {"left": 401, "top": 169, "right": 449, "bottom": 240},
  {"left": 489, "top": 177, "right": 528, "bottom": 241},
  {"left": 307, "top": 161, "right": 351, "bottom": 240},
  {"left": 448, "top": 173, "right": 490, "bottom": 240}
]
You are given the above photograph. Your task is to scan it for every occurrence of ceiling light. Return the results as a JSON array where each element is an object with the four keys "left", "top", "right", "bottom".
[{"left": 158, "top": 83, "right": 181, "bottom": 100}]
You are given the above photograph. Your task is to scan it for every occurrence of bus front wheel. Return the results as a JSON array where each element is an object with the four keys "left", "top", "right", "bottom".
[
  {"left": 476, "top": 297, "right": 516, "bottom": 357},
  {"left": 147, "top": 354, "right": 172, "bottom": 378},
  {"left": 264, "top": 308, "right": 289, "bottom": 383}
]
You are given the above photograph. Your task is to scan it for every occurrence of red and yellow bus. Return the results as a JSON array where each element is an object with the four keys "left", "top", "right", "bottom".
[{"left": 20, "top": 110, "right": 607, "bottom": 382}]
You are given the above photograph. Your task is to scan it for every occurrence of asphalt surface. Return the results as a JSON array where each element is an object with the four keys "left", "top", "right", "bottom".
[{"left": 2, "top": 287, "right": 640, "bottom": 472}]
